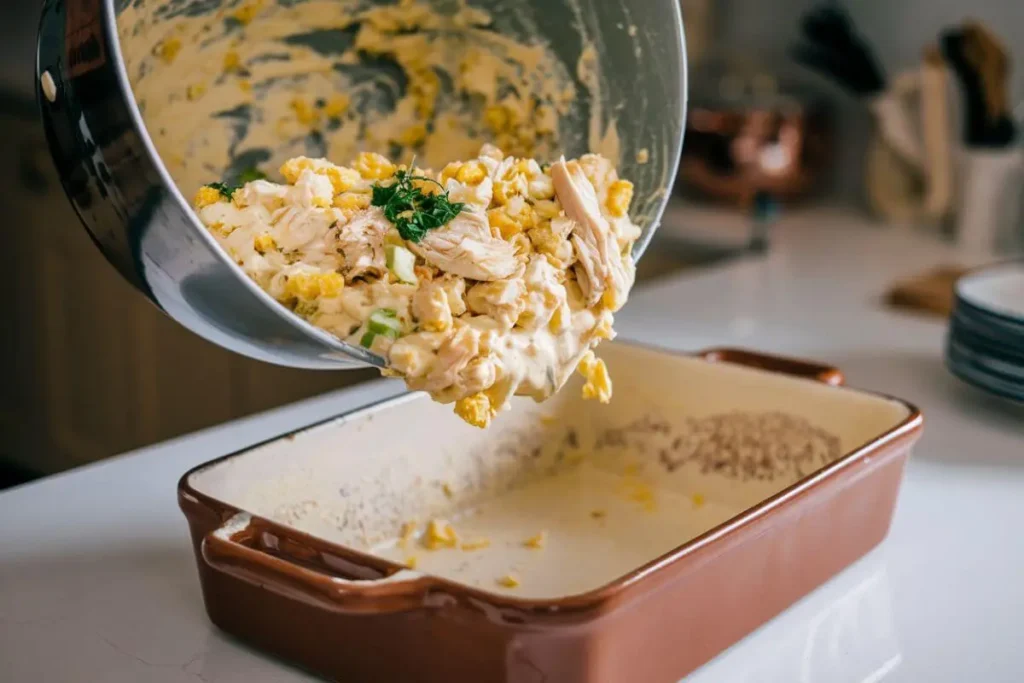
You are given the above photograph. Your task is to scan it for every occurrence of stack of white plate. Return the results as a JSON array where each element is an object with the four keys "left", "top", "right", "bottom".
[{"left": 946, "top": 262, "right": 1024, "bottom": 402}]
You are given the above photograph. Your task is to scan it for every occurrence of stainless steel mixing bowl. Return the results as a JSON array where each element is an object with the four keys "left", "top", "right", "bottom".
[{"left": 36, "top": 0, "right": 686, "bottom": 370}]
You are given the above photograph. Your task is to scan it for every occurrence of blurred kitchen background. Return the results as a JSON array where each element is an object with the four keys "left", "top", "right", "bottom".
[{"left": 2, "top": 0, "right": 1022, "bottom": 485}]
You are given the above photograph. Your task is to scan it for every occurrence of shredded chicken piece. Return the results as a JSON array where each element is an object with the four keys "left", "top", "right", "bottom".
[
  {"left": 336, "top": 208, "right": 389, "bottom": 282},
  {"left": 412, "top": 279, "right": 455, "bottom": 332},
  {"left": 551, "top": 159, "right": 630, "bottom": 309},
  {"left": 412, "top": 323, "right": 481, "bottom": 394},
  {"left": 465, "top": 279, "right": 527, "bottom": 329},
  {"left": 410, "top": 210, "right": 519, "bottom": 281}
]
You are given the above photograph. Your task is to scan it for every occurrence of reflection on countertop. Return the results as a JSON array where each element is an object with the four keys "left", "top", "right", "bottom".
[{"left": 635, "top": 199, "right": 764, "bottom": 283}]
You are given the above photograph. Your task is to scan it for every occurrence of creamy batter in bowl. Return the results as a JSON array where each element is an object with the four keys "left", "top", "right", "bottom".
[{"left": 36, "top": 0, "right": 686, "bottom": 370}]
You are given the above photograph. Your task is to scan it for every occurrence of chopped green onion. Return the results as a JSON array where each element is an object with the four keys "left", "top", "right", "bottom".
[
  {"left": 366, "top": 308, "right": 402, "bottom": 340},
  {"left": 360, "top": 331, "right": 377, "bottom": 348},
  {"left": 386, "top": 244, "right": 418, "bottom": 284}
]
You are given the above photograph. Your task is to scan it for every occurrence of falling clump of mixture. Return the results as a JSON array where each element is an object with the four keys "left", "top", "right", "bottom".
[{"left": 194, "top": 145, "right": 639, "bottom": 426}]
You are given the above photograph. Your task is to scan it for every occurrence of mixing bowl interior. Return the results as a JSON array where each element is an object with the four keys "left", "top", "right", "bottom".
[{"left": 114, "top": 0, "right": 685, "bottom": 246}]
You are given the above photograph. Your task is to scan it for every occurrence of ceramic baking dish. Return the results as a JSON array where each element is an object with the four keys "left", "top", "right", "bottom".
[{"left": 178, "top": 343, "right": 922, "bottom": 683}]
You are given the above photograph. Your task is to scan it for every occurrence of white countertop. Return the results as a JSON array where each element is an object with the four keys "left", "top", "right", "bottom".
[{"left": 2, "top": 208, "right": 1023, "bottom": 682}]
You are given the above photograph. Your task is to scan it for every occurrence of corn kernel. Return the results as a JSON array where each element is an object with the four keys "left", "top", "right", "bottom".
[
  {"left": 319, "top": 272, "right": 344, "bottom": 297},
  {"left": 154, "top": 38, "right": 182, "bottom": 64},
  {"left": 290, "top": 97, "right": 320, "bottom": 127},
  {"left": 454, "top": 392, "right": 494, "bottom": 429},
  {"left": 606, "top": 179, "right": 634, "bottom": 217},
  {"left": 322, "top": 95, "right": 350, "bottom": 119},
  {"left": 407, "top": 67, "right": 440, "bottom": 119},
  {"left": 601, "top": 287, "right": 625, "bottom": 311},
  {"left": 193, "top": 186, "right": 223, "bottom": 209},
  {"left": 333, "top": 192, "right": 370, "bottom": 211},
  {"left": 484, "top": 104, "right": 512, "bottom": 133},
  {"left": 422, "top": 318, "right": 450, "bottom": 333},
  {"left": 208, "top": 221, "right": 232, "bottom": 237},
  {"left": 497, "top": 574, "right": 520, "bottom": 589},
  {"left": 460, "top": 538, "right": 491, "bottom": 551},
  {"left": 405, "top": 556, "right": 418, "bottom": 569},
  {"left": 492, "top": 180, "right": 513, "bottom": 205},
  {"left": 238, "top": 79, "right": 253, "bottom": 93},
  {"left": 578, "top": 351, "right": 612, "bottom": 403},
  {"left": 424, "top": 519, "right": 459, "bottom": 550},
  {"left": 487, "top": 209, "right": 522, "bottom": 240},
  {"left": 231, "top": 1, "right": 263, "bottom": 25},
  {"left": 223, "top": 50, "right": 242, "bottom": 72},
  {"left": 327, "top": 167, "right": 361, "bottom": 193},
  {"left": 354, "top": 152, "right": 396, "bottom": 180},
  {"left": 523, "top": 531, "right": 547, "bottom": 549},
  {"left": 284, "top": 272, "right": 344, "bottom": 301},
  {"left": 412, "top": 177, "right": 443, "bottom": 196},
  {"left": 253, "top": 234, "right": 276, "bottom": 253},
  {"left": 533, "top": 200, "right": 561, "bottom": 219},
  {"left": 592, "top": 317, "right": 614, "bottom": 340},
  {"left": 527, "top": 224, "right": 563, "bottom": 255},
  {"left": 548, "top": 305, "right": 566, "bottom": 333},
  {"left": 513, "top": 159, "right": 534, "bottom": 176},
  {"left": 626, "top": 483, "right": 657, "bottom": 512},
  {"left": 692, "top": 493, "right": 705, "bottom": 508},
  {"left": 439, "top": 162, "right": 460, "bottom": 185},
  {"left": 394, "top": 124, "right": 428, "bottom": 148},
  {"left": 455, "top": 162, "right": 487, "bottom": 185},
  {"left": 186, "top": 83, "right": 206, "bottom": 101}
]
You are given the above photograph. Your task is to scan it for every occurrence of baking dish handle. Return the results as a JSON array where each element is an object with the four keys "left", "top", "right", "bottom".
[
  {"left": 697, "top": 347, "right": 845, "bottom": 385},
  {"left": 201, "top": 513, "right": 432, "bottom": 615}
]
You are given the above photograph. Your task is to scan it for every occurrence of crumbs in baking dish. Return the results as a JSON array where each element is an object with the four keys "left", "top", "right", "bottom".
[
  {"left": 522, "top": 531, "right": 547, "bottom": 549},
  {"left": 423, "top": 519, "right": 459, "bottom": 549},
  {"left": 460, "top": 538, "right": 492, "bottom": 551},
  {"left": 596, "top": 412, "right": 843, "bottom": 482},
  {"left": 496, "top": 574, "right": 521, "bottom": 589}
]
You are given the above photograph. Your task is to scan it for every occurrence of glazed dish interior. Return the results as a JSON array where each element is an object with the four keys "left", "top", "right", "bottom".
[{"left": 189, "top": 343, "right": 912, "bottom": 599}]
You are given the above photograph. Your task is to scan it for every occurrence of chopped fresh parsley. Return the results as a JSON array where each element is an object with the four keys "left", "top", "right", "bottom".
[
  {"left": 371, "top": 169, "right": 465, "bottom": 243},
  {"left": 204, "top": 168, "right": 266, "bottom": 199},
  {"left": 206, "top": 181, "right": 238, "bottom": 199}
]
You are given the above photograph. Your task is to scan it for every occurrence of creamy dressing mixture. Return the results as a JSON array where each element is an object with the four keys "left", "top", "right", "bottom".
[{"left": 193, "top": 146, "right": 639, "bottom": 426}]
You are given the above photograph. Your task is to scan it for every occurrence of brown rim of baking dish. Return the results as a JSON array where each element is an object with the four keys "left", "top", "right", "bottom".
[{"left": 178, "top": 345, "right": 923, "bottom": 623}]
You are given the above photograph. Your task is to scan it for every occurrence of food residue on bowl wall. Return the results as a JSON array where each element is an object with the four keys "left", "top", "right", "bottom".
[{"left": 117, "top": 0, "right": 623, "bottom": 200}]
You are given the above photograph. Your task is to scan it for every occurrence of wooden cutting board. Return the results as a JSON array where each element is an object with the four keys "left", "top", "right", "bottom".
[{"left": 884, "top": 265, "right": 969, "bottom": 317}]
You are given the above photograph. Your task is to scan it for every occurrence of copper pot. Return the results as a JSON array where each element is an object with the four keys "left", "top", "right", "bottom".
[{"left": 679, "top": 90, "right": 833, "bottom": 208}]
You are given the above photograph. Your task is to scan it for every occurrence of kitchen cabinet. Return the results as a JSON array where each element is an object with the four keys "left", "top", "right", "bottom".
[{"left": 0, "top": 108, "right": 375, "bottom": 476}]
